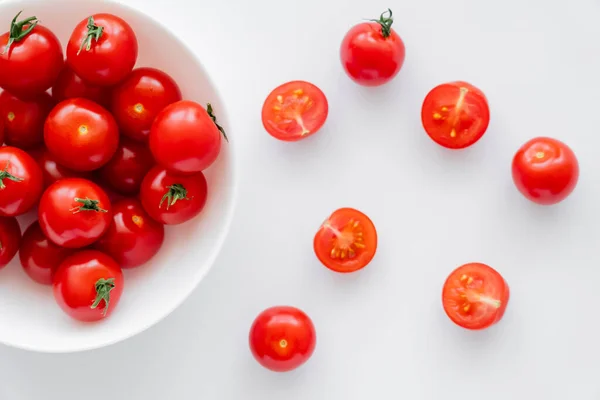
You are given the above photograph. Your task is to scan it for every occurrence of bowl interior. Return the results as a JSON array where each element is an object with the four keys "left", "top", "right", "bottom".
[{"left": 0, "top": 0, "right": 236, "bottom": 352}]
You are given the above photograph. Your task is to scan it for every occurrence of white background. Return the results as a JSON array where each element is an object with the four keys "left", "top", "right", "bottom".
[{"left": 1, "top": 0, "right": 600, "bottom": 399}]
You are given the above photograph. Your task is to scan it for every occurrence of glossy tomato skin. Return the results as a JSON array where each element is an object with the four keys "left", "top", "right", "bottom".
[
  {"left": 0, "top": 113, "right": 4, "bottom": 144},
  {"left": 249, "top": 306, "right": 317, "bottom": 372},
  {"left": 512, "top": 137, "right": 579, "bottom": 205},
  {"left": 149, "top": 101, "right": 221, "bottom": 174},
  {"left": 0, "top": 90, "right": 54, "bottom": 149},
  {"left": 0, "top": 21, "right": 64, "bottom": 99},
  {"left": 44, "top": 98, "right": 119, "bottom": 172},
  {"left": 19, "top": 221, "right": 74, "bottom": 285},
  {"left": 38, "top": 178, "right": 112, "bottom": 248},
  {"left": 0, "top": 146, "right": 43, "bottom": 217},
  {"left": 30, "top": 147, "right": 91, "bottom": 189},
  {"left": 140, "top": 166, "right": 208, "bottom": 225},
  {"left": 111, "top": 67, "right": 182, "bottom": 142},
  {"left": 0, "top": 216, "right": 21, "bottom": 268},
  {"left": 97, "top": 138, "right": 155, "bottom": 195},
  {"left": 66, "top": 14, "right": 138, "bottom": 86},
  {"left": 95, "top": 198, "right": 164, "bottom": 268},
  {"left": 53, "top": 250, "right": 124, "bottom": 322},
  {"left": 52, "top": 66, "right": 111, "bottom": 108}
]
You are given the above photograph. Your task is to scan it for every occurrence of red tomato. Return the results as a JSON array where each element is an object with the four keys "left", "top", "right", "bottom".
[
  {"left": 95, "top": 198, "right": 164, "bottom": 268},
  {"left": 52, "top": 65, "right": 111, "bottom": 108},
  {"left": 97, "top": 138, "right": 155, "bottom": 195},
  {"left": 442, "top": 263, "right": 509, "bottom": 330},
  {"left": 0, "top": 146, "right": 43, "bottom": 217},
  {"left": 53, "top": 250, "right": 124, "bottom": 322},
  {"left": 149, "top": 101, "right": 223, "bottom": 174},
  {"left": 249, "top": 306, "right": 317, "bottom": 372},
  {"left": 0, "top": 12, "right": 64, "bottom": 99},
  {"left": 261, "top": 81, "right": 328, "bottom": 142},
  {"left": 38, "top": 178, "right": 112, "bottom": 248},
  {"left": 19, "top": 221, "right": 74, "bottom": 285},
  {"left": 30, "top": 147, "right": 90, "bottom": 189},
  {"left": 0, "top": 113, "right": 4, "bottom": 144},
  {"left": 0, "top": 216, "right": 21, "bottom": 268},
  {"left": 0, "top": 90, "right": 54, "bottom": 149},
  {"left": 512, "top": 137, "right": 579, "bottom": 205},
  {"left": 44, "top": 98, "right": 119, "bottom": 172},
  {"left": 111, "top": 67, "right": 182, "bottom": 142},
  {"left": 313, "top": 208, "right": 377, "bottom": 273},
  {"left": 140, "top": 166, "right": 208, "bottom": 225},
  {"left": 421, "top": 81, "right": 490, "bottom": 149},
  {"left": 340, "top": 9, "right": 406, "bottom": 87},
  {"left": 66, "top": 14, "right": 138, "bottom": 86}
]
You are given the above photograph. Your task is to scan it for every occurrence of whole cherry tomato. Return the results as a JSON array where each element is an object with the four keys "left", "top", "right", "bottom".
[
  {"left": 52, "top": 65, "right": 111, "bottom": 108},
  {"left": 111, "top": 67, "right": 182, "bottom": 142},
  {"left": 0, "top": 113, "right": 4, "bottom": 144},
  {"left": 44, "top": 98, "right": 119, "bottom": 172},
  {"left": 340, "top": 9, "right": 406, "bottom": 87},
  {"left": 97, "top": 138, "right": 155, "bottom": 195},
  {"left": 0, "top": 146, "right": 43, "bottom": 217},
  {"left": 0, "top": 90, "right": 54, "bottom": 149},
  {"left": 0, "top": 12, "right": 64, "bottom": 99},
  {"left": 53, "top": 250, "right": 124, "bottom": 322},
  {"left": 0, "top": 216, "right": 21, "bottom": 268},
  {"left": 38, "top": 178, "right": 112, "bottom": 248},
  {"left": 66, "top": 14, "right": 138, "bottom": 86},
  {"left": 29, "top": 147, "right": 90, "bottom": 189}
]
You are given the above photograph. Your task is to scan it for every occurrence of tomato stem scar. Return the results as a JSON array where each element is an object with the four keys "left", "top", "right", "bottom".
[
  {"left": 77, "top": 16, "right": 104, "bottom": 55},
  {"left": 90, "top": 277, "right": 116, "bottom": 316},
  {"left": 0, "top": 162, "right": 24, "bottom": 189},
  {"left": 2, "top": 11, "right": 39, "bottom": 55}
]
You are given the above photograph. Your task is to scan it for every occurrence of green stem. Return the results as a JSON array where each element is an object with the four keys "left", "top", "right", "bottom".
[
  {"left": 207, "top": 103, "right": 228, "bottom": 142},
  {"left": 69, "top": 197, "right": 108, "bottom": 214},
  {"left": 2, "top": 11, "right": 39, "bottom": 55},
  {"left": 159, "top": 184, "right": 191, "bottom": 210},
  {"left": 369, "top": 9, "right": 394, "bottom": 38},
  {"left": 77, "top": 16, "right": 104, "bottom": 55},
  {"left": 90, "top": 278, "right": 115, "bottom": 316},
  {"left": 0, "top": 162, "right": 24, "bottom": 189}
]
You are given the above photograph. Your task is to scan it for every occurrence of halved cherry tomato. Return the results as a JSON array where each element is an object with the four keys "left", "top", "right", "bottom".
[
  {"left": 421, "top": 81, "right": 490, "bottom": 149},
  {"left": 442, "top": 262, "right": 509, "bottom": 330},
  {"left": 313, "top": 207, "right": 377, "bottom": 273},
  {"left": 0, "top": 216, "right": 21, "bottom": 268},
  {"left": 52, "top": 66, "right": 111, "bottom": 108},
  {"left": 97, "top": 138, "right": 155, "bottom": 195},
  {"left": 512, "top": 137, "right": 579, "bottom": 205},
  {"left": 261, "top": 81, "right": 328, "bottom": 141},
  {"left": 29, "top": 147, "right": 90, "bottom": 189},
  {"left": 0, "top": 90, "right": 54, "bottom": 149},
  {"left": 0, "top": 146, "right": 43, "bottom": 217}
]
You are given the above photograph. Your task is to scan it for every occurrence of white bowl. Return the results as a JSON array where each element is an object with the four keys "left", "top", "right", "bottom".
[{"left": 0, "top": 0, "right": 237, "bottom": 352}]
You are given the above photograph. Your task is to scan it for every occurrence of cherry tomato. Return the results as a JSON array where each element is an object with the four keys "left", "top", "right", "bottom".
[
  {"left": 111, "top": 67, "right": 182, "bottom": 142},
  {"left": 66, "top": 14, "right": 138, "bottom": 86},
  {"left": 19, "top": 221, "right": 74, "bottom": 285},
  {"left": 0, "top": 216, "right": 21, "bottom": 268},
  {"left": 421, "top": 81, "right": 490, "bottom": 149},
  {"left": 313, "top": 208, "right": 377, "bottom": 273},
  {"left": 53, "top": 250, "right": 124, "bottom": 322},
  {"left": 0, "top": 12, "right": 64, "bottom": 99},
  {"left": 97, "top": 138, "right": 155, "bottom": 195},
  {"left": 52, "top": 65, "right": 111, "bottom": 108},
  {"left": 0, "top": 112, "right": 4, "bottom": 144},
  {"left": 249, "top": 306, "right": 317, "bottom": 372},
  {"left": 340, "top": 9, "right": 406, "bottom": 87},
  {"left": 38, "top": 178, "right": 112, "bottom": 249},
  {"left": 0, "top": 146, "right": 43, "bottom": 217},
  {"left": 442, "top": 262, "right": 509, "bottom": 330},
  {"left": 149, "top": 101, "right": 223, "bottom": 174},
  {"left": 0, "top": 90, "right": 54, "bottom": 149},
  {"left": 140, "top": 166, "right": 208, "bottom": 225},
  {"left": 44, "top": 98, "right": 119, "bottom": 172},
  {"left": 29, "top": 147, "right": 90, "bottom": 189},
  {"left": 95, "top": 198, "right": 164, "bottom": 268},
  {"left": 512, "top": 137, "right": 579, "bottom": 205}
]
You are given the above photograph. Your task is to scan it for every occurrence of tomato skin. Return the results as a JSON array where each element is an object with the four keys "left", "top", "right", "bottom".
[
  {"left": 95, "top": 198, "right": 164, "bottom": 268},
  {"left": 0, "top": 146, "right": 43, "bottom": 217},
  {"left": 29, "top": 147, "right": 90, "bottom": 189},
  {"left": 52, "top": 66, "right": 111, "bottom": 108},
  {"left": 66, "top": 14, "right": 138, "bottom": 86},
  {"left": 249, "top": 306, "right": 316, "bottom": 372},
  {"left": 53, "top": 250, "right": 124, "bottom": 322},
  {"left": 0, "top": 22, "right": 64, "bottom": 99},
  {"left": 111, "top": 67, "right": 182, "bottom": 142},
  {"left": 97, "top": 137, "right": 155, "bottom": 195},
  {"left": 0, "top": 114, "right": 4, "bottom": 144},
  {"left": 38, "top": 178, "right": 112, "bottom": 249},
  {"left": 44, "top": 98, "right": 119, "bottom": 172},
  {"left": 0, "top": 216, "right": 21, "bottom": 268},
  {"left": 149, "top": 101, "right": 221, "bottom": 174},
  {"left": 19, "top": 221, "right": 74, "bottom": 285},
  {"left": 0, "top": 90, "right": 54, "bottom": 149},
  {"left": 140, "top": 166, "right": 208, "bottom": 225},
  {"left": 512, "top": 137, "right": 579, "bottom": 205}
]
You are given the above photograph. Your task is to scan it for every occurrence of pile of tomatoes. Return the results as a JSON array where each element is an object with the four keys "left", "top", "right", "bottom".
[
  {"left": 249, "top": 9, "right": 579, "bottom": 373},
  {"left": 0, "top": 12, "right": 225, "bottom": 322}
]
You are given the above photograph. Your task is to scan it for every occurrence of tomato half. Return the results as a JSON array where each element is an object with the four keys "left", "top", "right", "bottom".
[
  {"left": 0, "top": 90, "right": 54, "bottom": 149},
  {"left": 421, "top": 81, "right": 490, "bottom": 149},
  {"left": 44, "top": 98, "right": 119, "bottom": 172},
  {"left": 512, "top": 137, "right": 579, "bottom": 205},
  {"left": 53, "top": 250, "right": 124, "bottom": 322},
  {"left": 442, "top": 263, "right": 509, "bottom": 330},
  {"left": 261, "top": 81, "right": 328, "bottom": 141},
  {"left": 249, "top": 306, "right": 317, "bottom": 372},
  {"left": 0, "top": 216, "right": 21, "bottom": 268},
  {"left": 313, "top": 208, "right": 377, "bottom": 273},
  {"left": 52, "top": 65, "right": 111, "bottom": 108},
  {"left": 30, "top": 147, "right": 90, "bottom": 189},
  {"left": 0, "top": 146, "right": 43, "bottom": 217}
]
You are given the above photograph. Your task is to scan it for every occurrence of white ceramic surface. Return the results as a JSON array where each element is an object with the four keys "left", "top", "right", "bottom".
[{"left": 0, "top": 0, "right": 237, "bottom": 352}]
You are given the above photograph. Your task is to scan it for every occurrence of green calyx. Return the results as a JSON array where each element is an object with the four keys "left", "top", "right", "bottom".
[
  {"left": 2, "top": 11, "right": 39, "bottom": 55},
  {"left": 0, "top": 162, "right": 24, "bottom": 189},
  {"left": 69, "top": 197, "right": 108, "bottom": 214},
  {"left": 77, "top": 16, "right": 104, "bottom": 55},
  {"left": 90, "top": 278, "right": 116, "bottom": 316},
  {"left": 159, "top": 184, "right": 191, "bottom": 210},
  {"left": 369, "top": 8, "right": 394, "bottom": 38},
  {"left": 207, "top": 103, "right": 228, "bottom": 142}
]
